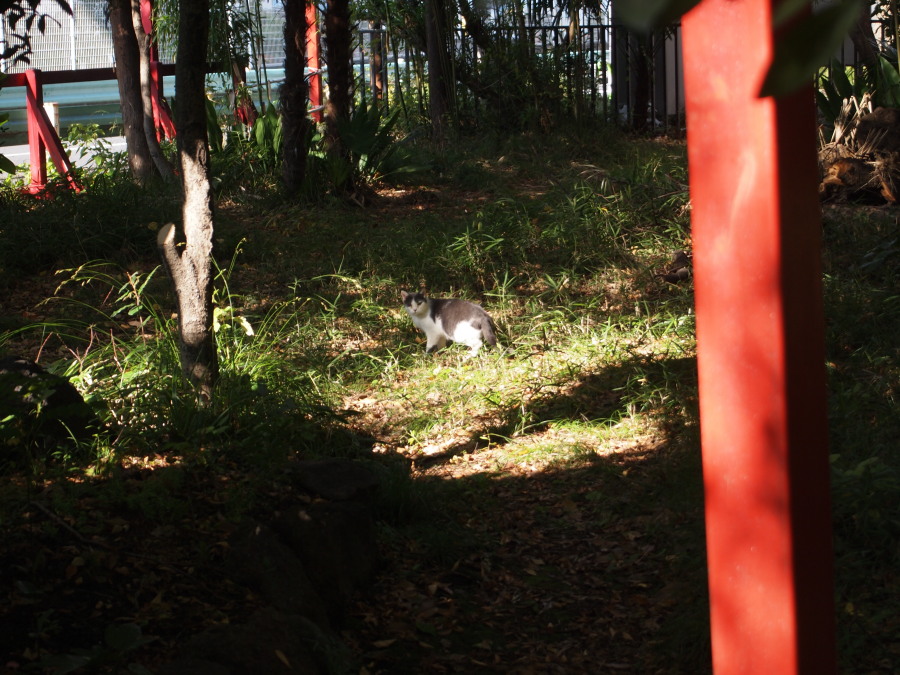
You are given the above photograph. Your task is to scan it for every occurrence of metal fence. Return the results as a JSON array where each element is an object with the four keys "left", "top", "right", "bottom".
[
  {"left": 4, "top": 1, "right": 896, "bottom": 128},
  {"left": 0, "top": 0, "right": 683, "bottom": 125},
  {"left": 348, "top": 21, "right": 685, "bottom": 130},
  {"left": 1, "top": 0, "right": 114, "bottom": 71},
  {"left": 0, "top": 1, "right": 698, "bottom": 132}
]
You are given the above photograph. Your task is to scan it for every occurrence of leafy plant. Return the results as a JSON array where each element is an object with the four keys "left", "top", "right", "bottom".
[
  {"left": 64, "top": 123, "right": 129, "bottom": 175},
  {"left": 870, "top": 53, "right": 900, "bottom": 107},
  {"left": 444, "top": 225, "right": 507, "bottom": 288},
  {"left": 250, "top": 101, "right": 283, "bottom": 159},
  {"left": 312, "top": 99, "right": 426, "bottom": 189},
  {"left": 817, "top": 59, "right": 857, "bottom": 128},
  {"left": 818, "top": 54, "right": 900, "bottom": 135},
  {"left": 210, "top": 99, "right": 284, "bottom": 192},
  {"left": 206, "top": 96, "right": 225, "bottom": 153}
]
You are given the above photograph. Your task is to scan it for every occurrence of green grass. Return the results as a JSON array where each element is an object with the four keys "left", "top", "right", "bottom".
[
  {"left": 819, "top": 204, "right": 900, "bottom": 671},
  {"left": 0, "top": 125, "right": 896, "bottom": 672}
]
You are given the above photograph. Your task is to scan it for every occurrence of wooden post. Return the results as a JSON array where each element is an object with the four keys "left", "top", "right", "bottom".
[
  {"left": 24, "top": 69, "right": 79, "bottom": 193},
  {"left": 681, "top": 1, "right": 837, "bottom": 672},
  {"left": 306, "top": 1, "right": 323, "bottom": 121}
]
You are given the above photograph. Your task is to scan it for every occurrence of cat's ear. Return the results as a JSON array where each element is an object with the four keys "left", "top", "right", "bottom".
[{"left": 401, "top": 290, "right": 409, "bottom": 300}]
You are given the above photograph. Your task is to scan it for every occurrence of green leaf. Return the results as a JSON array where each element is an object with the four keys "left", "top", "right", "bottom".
[
  {"left": 615, "top": 0, "right": 703, "bottom": 33},
  {"left": 415, "top": 620, "right": 439, "bottom": 636},
  {"left": 205, "top": 97, "right": 222, "bottom": 153},
  {"left": 815, "top": 67, "right": 847, "bottom": 125},
  {"left": 254, "top": 116, "right": 266, "bottom": 148},
  {"left": 816, "top": 89, "right": 839, "bottom": 125},
  {"left": 760, "top": 0, "right": 862, "bottom": 98},
  {"left": 0, "top": 153, "right": 16, "bottom": 174},
  {"left": 875, "top": 55, "right": 900, "bottom": 107},
  {"left": 829, "top": 59, "right": 854, "bottom": 100}
]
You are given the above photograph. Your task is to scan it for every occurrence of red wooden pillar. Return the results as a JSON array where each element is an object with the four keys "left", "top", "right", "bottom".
[
  {"left": 25, "top": 69, "right": 48, "bottom": 191},
  {"left": 306, "top": 1, "right": 323, "bottom": 121},
  {"left": 681, "top": 1, "right": 836, "bottom": 673}
]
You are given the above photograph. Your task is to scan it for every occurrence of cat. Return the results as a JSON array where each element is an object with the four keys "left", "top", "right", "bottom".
[{"left": 401, "top": 290, "right": 497, "bottom": 355}]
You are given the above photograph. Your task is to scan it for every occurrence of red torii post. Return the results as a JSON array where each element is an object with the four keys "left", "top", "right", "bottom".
[
  {"left": 21, "top": 69, "right": 80, "bottom": 193},
  {"left": 306, "top": 0, "right": 323, "bottom": 122},
  {"left": 682, "top": 1, "right": 837, "bottom": 673},
  {"left": 140, "top": 0, "right": 176, "bottom": 140}
]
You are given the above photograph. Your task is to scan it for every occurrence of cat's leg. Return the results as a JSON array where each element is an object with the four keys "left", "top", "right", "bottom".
[{"left": 426, "top": 335, "right": 447, "bottom": 353}]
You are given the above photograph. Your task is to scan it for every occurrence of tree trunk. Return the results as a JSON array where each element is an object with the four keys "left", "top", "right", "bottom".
[
  {"left": 109, "top": 0, "right": 153, "bottom": 182},
  {"left": 424, "top": 0, "right": 451, "bottom": 141},
  {"left": 369, "top": 20, "right": 384, "bottom": 100},
  {"left": 158, "top": 0, "right": 218, "bottom": 402},
  {"left": 281, "top": 0, "right": 310, "bottom": 194},
  {"left": 324, "top": 0, "right": 352, "bottom": 171},
  {"left": 631, "top": 36, "right": 652, "bottom": 132},
  {"left": 849, "top": 3, "right": 878, "bottom": 67},
  {"left": 130, "top": 0, "right": 176, "bottom": 182}
]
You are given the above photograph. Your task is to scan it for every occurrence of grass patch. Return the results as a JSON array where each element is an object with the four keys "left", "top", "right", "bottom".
[{"left": 0, "top": 126, "right": 895, "bottom": 673}]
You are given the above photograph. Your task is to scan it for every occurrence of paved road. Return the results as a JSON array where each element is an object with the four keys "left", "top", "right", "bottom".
[{"left": 0, "top": 136, "right": 127, "bottom": 170}]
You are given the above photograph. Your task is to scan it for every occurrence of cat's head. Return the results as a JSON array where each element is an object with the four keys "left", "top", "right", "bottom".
[{"left": 401, "top": 290, "right": 428, "bottom": 316}]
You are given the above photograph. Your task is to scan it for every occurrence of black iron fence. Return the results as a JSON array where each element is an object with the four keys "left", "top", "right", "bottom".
[
  {"left": 350, "top": 21, "right": 686, "bottom": 131},
  {"left": 348, "top": 17, "right": 900, "bottom": 133}
]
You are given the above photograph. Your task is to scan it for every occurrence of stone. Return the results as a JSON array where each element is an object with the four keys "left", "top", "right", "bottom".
[
  {"left": 272, "top": 500, "right": 378, "bottom": 620},
  {"left": 287, "top": 458, "right": 381, "bottom": 502},
  {"left": 0, "top": 355, "right": 100, "bottom": 461},
  {"left": 224, "top": 520, "right": 330, "bottom": 628}
]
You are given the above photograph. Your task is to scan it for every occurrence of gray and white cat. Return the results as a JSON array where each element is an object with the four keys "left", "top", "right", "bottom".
[{"left": 401, "top": 290, "right": 497, "bottom": 355}]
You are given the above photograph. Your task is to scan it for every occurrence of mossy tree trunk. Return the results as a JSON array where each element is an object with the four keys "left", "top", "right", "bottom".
[{"left": 157, "top": 0, "right": 219, "bottom": 402}]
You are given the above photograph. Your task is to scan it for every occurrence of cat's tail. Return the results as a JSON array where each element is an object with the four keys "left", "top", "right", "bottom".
[{"left": 482, "top": 317, "right": 498, "bottom": 348}]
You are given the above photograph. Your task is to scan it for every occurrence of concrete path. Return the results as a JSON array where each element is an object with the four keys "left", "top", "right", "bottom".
[{"left": 0, "top": 136, "right": 127, "bottom": 170}]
